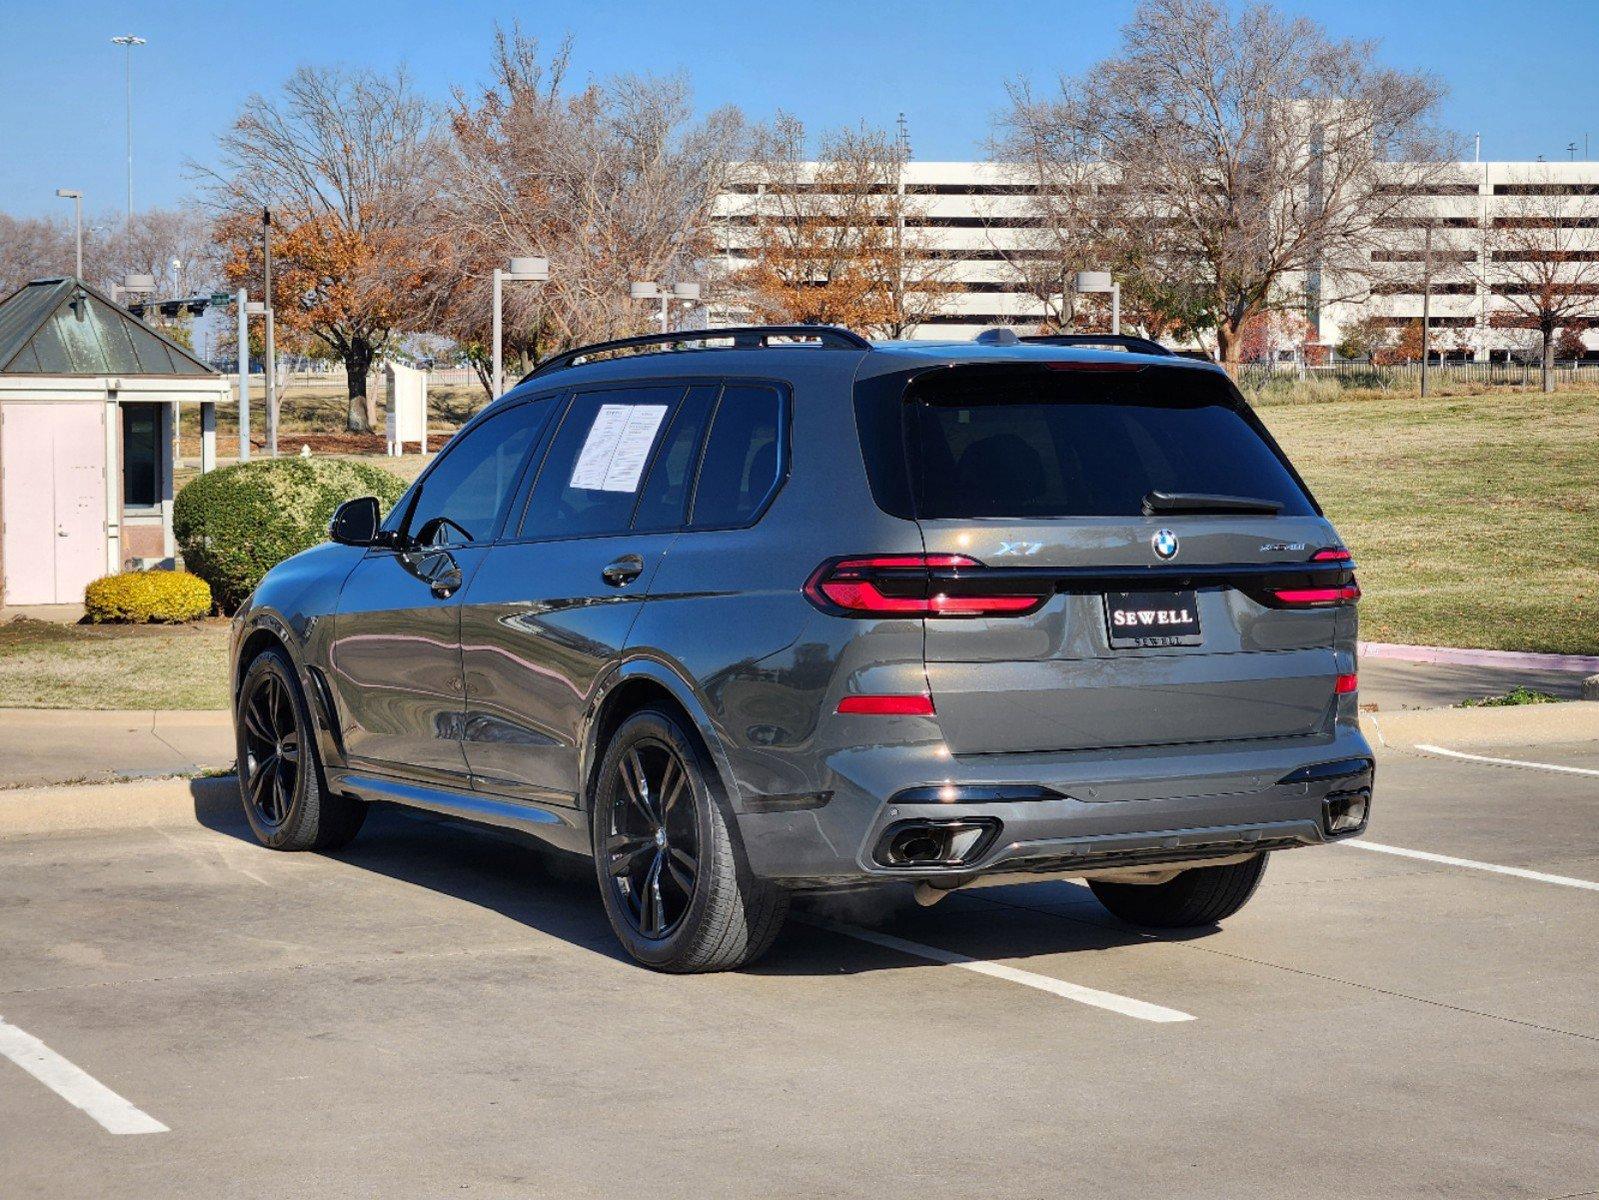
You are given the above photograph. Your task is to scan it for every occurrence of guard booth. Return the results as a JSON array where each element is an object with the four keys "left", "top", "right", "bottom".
[{"left": 0, "top": 277, "right": 232, "bottom": 608}]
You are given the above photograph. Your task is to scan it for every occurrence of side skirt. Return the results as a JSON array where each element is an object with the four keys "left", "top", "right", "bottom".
[{"left": 329, "top": 771, "right": 591, "bottom": 855}]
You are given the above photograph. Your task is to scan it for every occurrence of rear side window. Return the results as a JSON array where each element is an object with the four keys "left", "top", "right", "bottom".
[
  {"left": 904, "top": 367, "right": 1315, "bottom": 519},
  {"left": 631, "top": 385, "right": 719, "bottom": 532},
  {"left": 519, "top": 387, "right": 684, "bottom": 539},
  {"left": 690, "top": 384, "right": 784, "bottom": 528}
]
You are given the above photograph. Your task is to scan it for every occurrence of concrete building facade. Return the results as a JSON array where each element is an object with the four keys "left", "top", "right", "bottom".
[{"left": 712, "top": 160, "right": 1599, "bottom": 357}]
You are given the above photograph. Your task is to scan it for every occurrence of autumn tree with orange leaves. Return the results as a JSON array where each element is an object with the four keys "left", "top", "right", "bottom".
[
  {"left": 203, "top": 66, "right": 439, "bottom": 431},
  {"left": 732, "top": 115, "right": 961, "bottom": 336}
]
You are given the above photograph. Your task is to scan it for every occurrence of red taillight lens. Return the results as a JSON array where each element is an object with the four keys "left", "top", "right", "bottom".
[
  {"left": 1311, "top": 547, "right": 1353, "bottom": 562},
  {"left": 1334, "top": 673, "right": 1358, "bottom": 694},
  {"left": 836, "top": 694, "right": 936, "bottom": 716},
  {"left": 804, "top": 555, "right": 1047, "bottom": 618},
  {"left": 1271, "top": 582, "right": 1362, "bottom": 606}
]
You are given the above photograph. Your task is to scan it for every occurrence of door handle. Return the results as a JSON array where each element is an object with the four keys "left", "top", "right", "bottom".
[{"left": 601, "top": 554, "right": 645, "bottom": 588}]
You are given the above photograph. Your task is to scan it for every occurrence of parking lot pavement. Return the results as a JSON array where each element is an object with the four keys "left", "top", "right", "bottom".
[{"left": 1, "top": 742, "right": 1596, "bottom": 1199}]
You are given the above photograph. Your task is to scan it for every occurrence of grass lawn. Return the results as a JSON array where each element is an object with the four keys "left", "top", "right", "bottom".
[
  {"left": 0, "top": 619, "right": 231, "bottom": 710},
  {"left": 1260, "top": 389, "right": 1599, "bottom": 656}
]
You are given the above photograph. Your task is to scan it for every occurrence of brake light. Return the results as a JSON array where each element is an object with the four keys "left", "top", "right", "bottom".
[
  {"left": 1311, "top": 547, "right": 1353, "bottom": 562},
  {"left": 1335, "top": 673, "right": 1358, "bottom": 694},
  {"left": 804, "top": 555, "right": 1048, "bottom": 618},
  {"left": 836, "top": 694, "right": 936, "bottom": 716},
  {"left": 1271, "top": 582, "right": 1361, "bottom": 606}
]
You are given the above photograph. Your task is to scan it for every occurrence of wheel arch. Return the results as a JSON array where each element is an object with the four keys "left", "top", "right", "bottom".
[
  {"left": 580, "top": 658, "right": 738, "bottom": 819},
  {"left": 233, "top": 611, "right": 346, "bottom": 769}
]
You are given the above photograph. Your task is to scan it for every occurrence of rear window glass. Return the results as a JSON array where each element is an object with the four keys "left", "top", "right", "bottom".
[
  {"left": 904, "top": 367, "right": 1314, "bottom": 519},
  {"left": 690, "top": 384, "right": 784, "bottom": 528}
]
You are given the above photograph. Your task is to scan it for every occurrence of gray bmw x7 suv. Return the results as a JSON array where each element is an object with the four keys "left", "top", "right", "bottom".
[{"left": 230, "top": 324, "right": 1373, "bottom": 972}]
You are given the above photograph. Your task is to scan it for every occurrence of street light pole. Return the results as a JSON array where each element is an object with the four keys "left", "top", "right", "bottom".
[
  {"left": 237, "top": 291, "right": 253, "bottom": 463},
  {"left": 262, "top": 208, "right": 278, "bottom": 457},
  {"left": 55, "top": 189, "right": 83, "bottom": 278},
  {"left": 110, "top": 35, "right": 145, "bottom": 230},
  {"left": 492, "top": 256, "right": 550, "bottom": 396},
  {"left": 1420, "top": 222, "right": 1433, "bottom": 398}
]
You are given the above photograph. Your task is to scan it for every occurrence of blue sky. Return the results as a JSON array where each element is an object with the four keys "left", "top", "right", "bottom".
[{"left": 5, "top": 0, "right": 1599, "bottom": 219}]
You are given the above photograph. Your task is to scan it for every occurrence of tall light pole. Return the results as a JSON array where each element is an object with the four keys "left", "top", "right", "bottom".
[
  {"left": 492, "top": 256, "right": 550, "bottom": 396},
  {"left": 55, "top": 189, "right": 83, "bottom": 278},
  {"left": 1074, "top": 270, "right": 1121, "bottom": 336},
  {"left": 110, "top": 35, "right": 145, "bottom": 230},
  {"left": 262, "top": 208, "right": 277, "bottom": 456},
  {"left": 631, "top": 281, "right": 702, "bottom": 333}
]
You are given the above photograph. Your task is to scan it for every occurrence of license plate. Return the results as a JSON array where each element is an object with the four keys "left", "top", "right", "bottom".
[{"left": 1104, "top": 590, "right": 1203, "bottom": 648}]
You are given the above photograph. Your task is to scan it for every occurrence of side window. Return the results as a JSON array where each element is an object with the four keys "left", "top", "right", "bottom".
[
  {"left": 402, "top": 398, "right": 554, "bottom": 546},
  {"left": 690, "top": 384, "right": 784, "bottom": 528},
  {"left": 630, "top": 385, "right": 719, "bottom": 532},
  {"left": 519, "top": 387, "right": 684, "bottom": 540}
]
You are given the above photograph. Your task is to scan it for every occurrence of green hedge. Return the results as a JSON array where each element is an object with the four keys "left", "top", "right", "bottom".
[
  {"left": 174, "top": 458, "right": 407, "bottom": 612},
  {"left": 85, "top": 569, "right": 212, "bottom": 623}
]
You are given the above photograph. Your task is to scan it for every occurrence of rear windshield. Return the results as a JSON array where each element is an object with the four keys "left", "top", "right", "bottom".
[{"left": 898, "top": 365, "right": 1315, "bottom": 519}]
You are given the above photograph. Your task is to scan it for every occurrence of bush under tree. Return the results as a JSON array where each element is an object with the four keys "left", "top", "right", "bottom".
[{"left": 174, "top": 458, "right": 407, "bottom": 612}]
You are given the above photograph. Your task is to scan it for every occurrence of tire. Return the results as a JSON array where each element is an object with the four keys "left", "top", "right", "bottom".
[
  {"left": 591, "top": 706, "right": 788, "bottom": 973},
  {"left": 1088, "top": 853, "right": 1268, "bottom": 928},
  {"left": 235, "top": 646, "right": 366, "bottom": 851}
]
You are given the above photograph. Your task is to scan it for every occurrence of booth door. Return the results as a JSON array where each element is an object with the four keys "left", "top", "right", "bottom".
[{"left": 1, "top": 402, "right": 107, "bottom": 605}]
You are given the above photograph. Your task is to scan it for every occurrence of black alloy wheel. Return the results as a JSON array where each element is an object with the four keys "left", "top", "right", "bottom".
[
  {"left": 240, "top": 668, "right": 301, "bottom": 828},
  {"left": 604, "top": 740, "right": 700, "bottom": 939}
]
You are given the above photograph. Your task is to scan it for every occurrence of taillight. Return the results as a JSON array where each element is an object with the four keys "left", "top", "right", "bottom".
[
  {"left": 1270, "top": 582, "right": 1361, "bottom": 607},
  {"left": 1311, "top": 547, "right": 1353, "bottom": 562},
  {"left": 804, "top": 555, "right": 1048, "bottom": 618},
  {"left": 1334, "top": 673, "right": 1358, "bottom": 694}
]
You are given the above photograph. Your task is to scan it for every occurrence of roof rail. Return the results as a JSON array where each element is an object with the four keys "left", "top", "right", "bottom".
[
  {"left": 1022, "top": 333, "right": 1176, "bottom": 357},
  {"left": 521, "top": 324, "right": 872, "bottom": 381}
]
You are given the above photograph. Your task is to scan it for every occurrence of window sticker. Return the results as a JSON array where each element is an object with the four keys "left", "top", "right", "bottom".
[{"left": 569, "top": 404, "right": 669, "bottom": 492}]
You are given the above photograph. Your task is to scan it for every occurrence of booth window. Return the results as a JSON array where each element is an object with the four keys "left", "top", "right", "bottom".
[{"left": 122, "top": 404, "right": 160, "bottom": 509}]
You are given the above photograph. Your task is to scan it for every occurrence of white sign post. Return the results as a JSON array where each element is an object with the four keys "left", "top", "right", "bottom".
[{"left": 385, "top": 362, "right": 429, "bottom": 456}]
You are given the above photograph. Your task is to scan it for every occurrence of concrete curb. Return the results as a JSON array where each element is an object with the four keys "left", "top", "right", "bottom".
[
  {"left": 0, "top": 708, "right": 231, "bottom": 729},
  {"left": 1360, "top": 642, "right": 1599, "bottom": 676},
  {"left": 0, "top": 775, "right": 239, "bottom": 838},
  {"left": 1361, "top": 700, "right": 1599, "bottom": 750}
]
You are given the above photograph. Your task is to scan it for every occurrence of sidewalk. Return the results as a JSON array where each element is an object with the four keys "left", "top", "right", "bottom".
[{"left": 0, "top": 709, "right": 234, "bottom": 790}]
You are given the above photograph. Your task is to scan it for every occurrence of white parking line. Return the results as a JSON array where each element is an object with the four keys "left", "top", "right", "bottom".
[
  {"left": 800, "top": 916, "right": 1195, "bottom": 1023},
  {"left": 0, "top": 1017, "right": 168, "bottom": 1135},
  {"left": 1344, "top": 841, "right": 1599, "bottom": 893},
  {"left": 1416, "top": 743, "right": 1599, "bottom": 778}
]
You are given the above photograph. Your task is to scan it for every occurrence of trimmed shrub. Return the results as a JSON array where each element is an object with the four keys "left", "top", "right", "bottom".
[
  {"left": 174, "top": 457, "right": 407, "bottom": 612},
  {"left": 85, "top": 569, "right": 212, "bottom": 623}
]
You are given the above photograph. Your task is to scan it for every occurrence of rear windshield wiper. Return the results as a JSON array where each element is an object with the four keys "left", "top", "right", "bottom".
[{"left": 1142, "top": 491, "right": 1284, "bottom": 516}]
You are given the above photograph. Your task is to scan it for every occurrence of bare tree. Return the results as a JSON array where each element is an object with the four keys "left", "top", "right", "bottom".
[
  {"left": 95, "top": 205, "right": 221, "bottom": 298},
  {"left": 1481, "top": 170, "right": 1599, "bottom": 392},
  {"left": 0, "top": 213, "right": 78, "bottom": 294},
  {"left": 996, "top": 0, "right": 1454, "bottom": 366},
  {"left": 199, "top": 65, "right": 439, "bottom": 430},
  {"left": 731, "top": 115, "right": 961, "bottom": 336},
  {"left": 434, "top": 29, "right": 745, "bottom": 394}
]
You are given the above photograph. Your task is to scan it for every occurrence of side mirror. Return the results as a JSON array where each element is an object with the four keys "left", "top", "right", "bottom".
[{"left": 329, "top": 496, "right": 381, "bottom": 546}]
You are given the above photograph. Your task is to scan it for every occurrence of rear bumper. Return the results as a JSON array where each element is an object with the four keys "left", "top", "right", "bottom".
[{"left": 733, "top": 724, "right": 1374, "bottom": 885}]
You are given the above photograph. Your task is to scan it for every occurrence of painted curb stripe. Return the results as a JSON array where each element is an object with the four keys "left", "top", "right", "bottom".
[
  {"left": 1345, "top": 841, "right": 1599, "bottom": 893},
  {"left": 1416, "top": 743, "right": 1599, "bottom": 778},
  {"left": 0, "top": 1017, "right": 168, "bottom": 1135},
  {"left": 800, "top": 916, "right": 1195, "bottom": 1023}
]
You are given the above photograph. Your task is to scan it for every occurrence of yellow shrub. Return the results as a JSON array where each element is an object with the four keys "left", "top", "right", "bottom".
[{"left": 84, "top": 570, "right": 213, "bottom": 623}]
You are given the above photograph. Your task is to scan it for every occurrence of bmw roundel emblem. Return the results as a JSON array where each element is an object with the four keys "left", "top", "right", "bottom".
[{"left": 1152, "top": 529, "right": 1179, "bottom": 560}]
